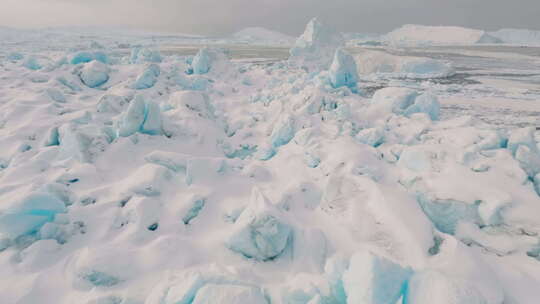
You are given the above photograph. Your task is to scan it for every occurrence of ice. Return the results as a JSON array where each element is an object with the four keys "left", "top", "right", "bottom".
[
  {"left": 416, "top": 195, "right": 481, "bottom": 235},
  {"left": 46, "top": 88, "right": 66, "bottom": 103},
  {"left": 507, "top": 126, "right": 537, "bottom": 156},
  {"left": 133, "top": 64, "right": 160, "bottom": 90},
  {"left": 342, "top": 250, "right": 412, "bottom": 304},
  {"left": 226, "top": 188, "right": 292, "bottom": 261},
  {"left": 145, "top": 151, "right": 188, "bottom": 172},
  {"left": 370, "top": 87, "right": 440, "bottom": 120},
  {"left": 385, "top": 24, "right": 494, "bottom": 45},
  {"left": 328, "top": 48, "right": 358, "bottom": 90},
  {"left": 289, "top": 18, "right": 344, "bottom": 70},
  {"left": 355, "top": 127, "right": 384, "bottom": 147},
  {"left": 130, "top": 47, "right": 162, "bottom": 64},
  {"left": 490, "top": 28, "right": 540, "bottom": 46},
  {"left": 191, "top": 48, "right": 212, "bottom": 75},
  {"left": 182, "top": 195, "right": 206, "bottom": 225},
  {"left": 96, "top": 94, "right": 128, "bottom": 114},
  {"left": 70, "top": 51, "right": 108, "bottom": 65},
  {"left": 167, "top": 90, "right": 215, "bottom": 119},
  {"left": 118, "top": 95, "right": 163, "bottom": 137},
  {"left": 79, "top": 60, "right": 110, "bottom": 88},
  {"left": 270, "top": 114, "right": 296, "bottom": 148},
  {"left": 23, "top": 56, "right": 42, "bottom": 70},
  {"left": 0, "top": 192, "right": 67, "bottom": 239},
  {"left": 7, "top": 52, "right": 24, "bottom": 61},
  {"left": 514, "top": 145, "right": 540, "bottom": 178},
  {"left": 191, "top": 284, "right": 267, "bottom": 304}
]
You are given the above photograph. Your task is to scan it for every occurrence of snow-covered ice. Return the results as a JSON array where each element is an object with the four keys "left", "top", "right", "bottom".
[{"left": 0, "top": 19, "right": 540, "bottom": 304}]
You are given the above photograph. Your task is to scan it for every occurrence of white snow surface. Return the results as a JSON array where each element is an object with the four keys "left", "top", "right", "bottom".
[{"left": 1, "top": 21, "right": 540, "bottom": 304}]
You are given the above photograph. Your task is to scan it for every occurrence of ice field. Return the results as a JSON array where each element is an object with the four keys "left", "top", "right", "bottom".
[{"left": 0, "top": 19, "right": 540, "bottom": 303}]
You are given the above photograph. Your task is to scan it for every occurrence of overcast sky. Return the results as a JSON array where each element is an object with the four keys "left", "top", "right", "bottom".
[{"left": 1, "top": 0, "right": 540, "bottom": 35}]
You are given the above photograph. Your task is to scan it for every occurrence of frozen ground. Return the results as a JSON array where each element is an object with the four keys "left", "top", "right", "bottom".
[{"left": 1, "top": 20, "right": 540, "bottom": 304}]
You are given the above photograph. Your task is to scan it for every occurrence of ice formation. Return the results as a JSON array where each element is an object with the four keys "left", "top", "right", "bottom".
[
  {"left": 328, "top": 48, "right": 358, "bottom": 90},
  {"left": 289, "top": 18, "right": 345, "bottom": 70},
  {"left": 0, "top": 19, "right": 540, "bottom": 304}
]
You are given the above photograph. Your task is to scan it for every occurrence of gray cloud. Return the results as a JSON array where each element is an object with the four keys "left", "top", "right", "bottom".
[{"left": 1, "top": 0, "right": 539, "bottom": 35}]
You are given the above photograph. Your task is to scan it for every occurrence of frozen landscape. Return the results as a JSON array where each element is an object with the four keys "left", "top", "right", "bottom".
[{"left": 1, "top": 18, "right": 540, "bottom": 304}]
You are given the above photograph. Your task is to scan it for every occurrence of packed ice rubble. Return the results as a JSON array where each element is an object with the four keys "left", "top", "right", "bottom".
[{"left": 1, "top": 19, "right": 540, "bottom": 304}]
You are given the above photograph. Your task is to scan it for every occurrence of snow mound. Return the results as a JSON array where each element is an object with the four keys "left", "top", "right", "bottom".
[
  {"left": 232, "top": 27, "right": 294, "bottom": 45},
  {"left": 385, "top": 24, "right": 498, "bottom": 45},
  {"left": 79, "top": 61, "right": 110, "bottom": 88}
]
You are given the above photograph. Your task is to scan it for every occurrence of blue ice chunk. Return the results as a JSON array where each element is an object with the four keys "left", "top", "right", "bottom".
[
  {"left": 226, "top": 188, "right": 292, "bottom": 261},
  {"left": 343, "top": 250, "right": 412, "bottom": 304},
  {"left": 118, "top": 96, "right": 146, "bottom": 137},
  {"left": 80, "top": 61, "right": 110, "bottom": 88},
  {"left": 141, "top": 101, "right": 163, "bottom": 135},
  {"left": 305, "top": 152, "right": 321, "bottom": 168},
  {"left": 192, "top": 48, "right": 212, "bottom": 75},
  {"left": 329, "top": 48, "right": 358, "bottom": 90},
  {"left": 270, "top": 115, "right": 295, "bottom": 148},
  {"left": 133, "top": 64, "right": 160, "bottom": 89},
  {"left": 130, "top": 47, "right": 162, "bottom": 64},
  {"left": 417, "top": 194, "right": 481, "bottom": 235},
  {"left": 7, "top": 52, "right": 24, "bottom": 61},
  {"left": 404, "top": 93, "right": 440, "bottom": 120},
  {"left": 356, "top": 128, "right": 384, "bottom": 147},
  {"left": 118, "top": 96, "right": 162, "bottom": 137},
  {"left": 23, "top": 56, "right": 42, "bottom": 70},
  {"left": 258, "top": 145, "right": 277, "bottom": 161},
  {"left": 507, "top": 127, "right": 537, "bottom": 156},
  {"left": 0, "top": 193, "right": 66, "bottom": 239},
  {"left": 44, "top": 126, "right": 60, "bottom": 146},
  {"left": 93, "top": 52, "right": 108, "bottom": 64}
]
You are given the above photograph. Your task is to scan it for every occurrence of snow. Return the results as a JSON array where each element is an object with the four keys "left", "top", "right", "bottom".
[{"left": 1, "top": 20, "right": 540, "bottom": 304}]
